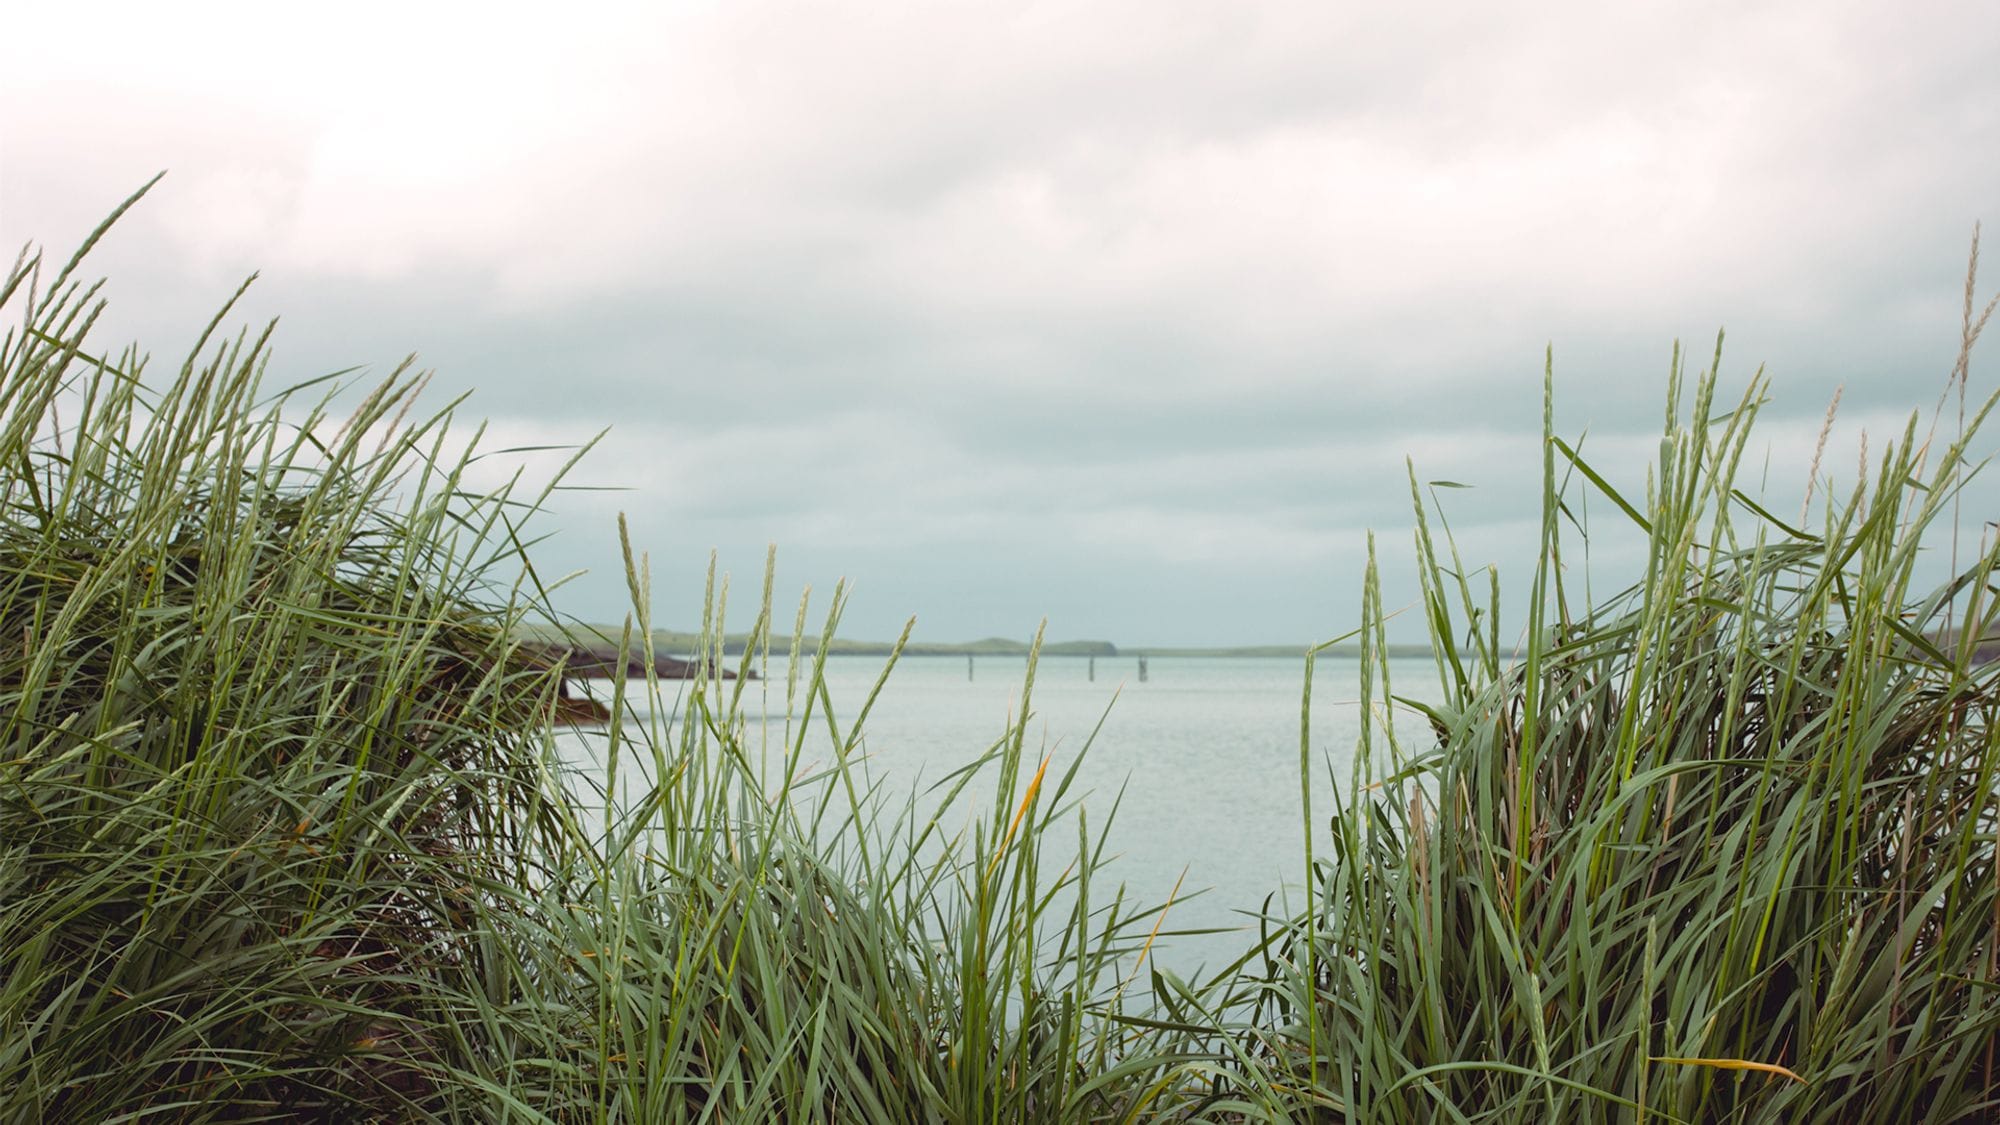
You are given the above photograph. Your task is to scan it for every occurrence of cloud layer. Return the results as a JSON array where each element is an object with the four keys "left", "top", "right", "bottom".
[{"left": 6, "top": 0, "right": 1998, "bottom": 643}]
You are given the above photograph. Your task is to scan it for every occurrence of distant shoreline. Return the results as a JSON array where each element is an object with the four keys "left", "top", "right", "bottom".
[{"left": 517, "top": 624, "right": 1433, "bottom": 662}]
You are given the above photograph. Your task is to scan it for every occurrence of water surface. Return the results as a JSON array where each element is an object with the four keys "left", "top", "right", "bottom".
[{"left": 560, "top": 653, "right": 1444, "bottom": 975}]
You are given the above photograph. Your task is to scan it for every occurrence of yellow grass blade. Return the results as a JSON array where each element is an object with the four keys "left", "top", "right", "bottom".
[
  {"left": 985, "top": 753, "right": 1051, "bottom": 883},
  {"left": 1650, "top": 1056, "right": 1805, "bottom": 1084}
]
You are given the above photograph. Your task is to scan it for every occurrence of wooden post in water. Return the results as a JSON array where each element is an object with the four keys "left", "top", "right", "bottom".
[
  {"left": 1088, "top": 655, "right": 1095, "bottom": 682},
  {"left": 967, "top": 654, "right": 974, "bottom": 682},
  {"left": 1138, "top": 656, "right": 1148, "bottom": 683}
]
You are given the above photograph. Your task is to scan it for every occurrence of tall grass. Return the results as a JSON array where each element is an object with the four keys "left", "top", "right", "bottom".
[
  {"left": 1208, "top": 323, "right": 2000, "bottom": 1115},
  {"left": 0, "top": 190, "right": 1173, "bottom": 1122},
  {"left": 6, "top": 188, "right": 2000, "bottom": 1121},
  {"left": 0, "top": 193, "right": 583, "bottom": 1119}
]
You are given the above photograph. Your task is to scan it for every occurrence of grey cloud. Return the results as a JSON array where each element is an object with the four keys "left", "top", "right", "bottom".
[{"left": 7, "top": 0, "right": 2000, "bottom": 644}]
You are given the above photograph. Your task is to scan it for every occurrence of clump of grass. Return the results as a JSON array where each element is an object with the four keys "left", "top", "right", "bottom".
[
  {"left": 1210, "top": 297, "right": 2000, "bottom": 1116},
  {"left": 0, "top": 189, "right": 1173, "bottom": 1121},
  {"left": 529, "top": 584, "right": 1176, "bottom": 1122},
  {"left": 0, "top": 191, "right": 589, "bottom": 1118}
]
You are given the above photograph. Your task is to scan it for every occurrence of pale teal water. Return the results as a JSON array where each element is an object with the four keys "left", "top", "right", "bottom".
[{"left": 560, "top": 653, "right": 1444, "bottom": 976}]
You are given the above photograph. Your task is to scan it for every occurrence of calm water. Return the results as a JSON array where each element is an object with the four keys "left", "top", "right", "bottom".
[{"left": 559, "top": 653, "right": 1443, "bottom": 975}]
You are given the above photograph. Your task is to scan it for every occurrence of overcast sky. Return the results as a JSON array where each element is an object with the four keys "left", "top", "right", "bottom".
[{"left": 4, "top": 1, "right": 1998, "bottom": 646}]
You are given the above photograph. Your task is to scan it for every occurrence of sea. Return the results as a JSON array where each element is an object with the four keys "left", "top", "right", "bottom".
[{"left": 556, "top": 653, "right": 1445, "bottom": 978}]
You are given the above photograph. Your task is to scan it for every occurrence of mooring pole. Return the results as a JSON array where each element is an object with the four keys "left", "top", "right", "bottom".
[
  {"left": 1089, "top": 655, "right": 1096, "bottom": 682},
  {"left": 967, "top": 654, "right": 974, "bottom": 682}
]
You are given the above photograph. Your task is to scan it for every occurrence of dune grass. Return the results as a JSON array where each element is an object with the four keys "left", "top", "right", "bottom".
[
  {"left": 0, "top": 192, "right": 1173, "bottom": 1122},
  {"left": 5, "top": 190, "right": 2000, "bottom": 1121},
  {"left": 1199, "top": 330, "right": 2000, "bottom": 1116}
]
